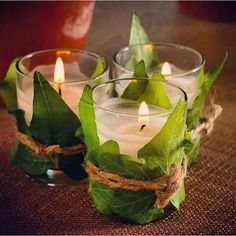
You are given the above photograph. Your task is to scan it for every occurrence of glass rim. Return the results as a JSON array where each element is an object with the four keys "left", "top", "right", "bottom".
[
  {"left": 92, "top": 77, "right": 187, "bottom": 117},
  {"left": 113, "top": 42, "right": 205, "bottom": 78},
  {"left": 15, "top": 48, "right": 109, "bottom": 84}
]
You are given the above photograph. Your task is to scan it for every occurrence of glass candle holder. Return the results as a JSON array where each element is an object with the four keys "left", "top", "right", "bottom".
[
  {"left": 16, "top": 49, "right": 109, "bottom": 124},
  {"left": 113, "top": 42, "right": 204, "bottom": 108},
  {"left": 15, "top": 49, "right": 109, "bottom": 186},
  {"left": 85, "top": 78, "right": 188, "bottom": 224},
  {"left": 93, "top": 78, "right": 187, "bottom": 157}
]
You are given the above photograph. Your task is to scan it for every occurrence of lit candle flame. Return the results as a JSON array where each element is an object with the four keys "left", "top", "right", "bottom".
[
  {"left": 54, "top": 57, "right": 65, "bottom": 84},
  {"left": 161, "top": 62, "right": 171, "bottom": 76},
  {"left": 138, "top": 101, "right": 149, "bottom": 123}
]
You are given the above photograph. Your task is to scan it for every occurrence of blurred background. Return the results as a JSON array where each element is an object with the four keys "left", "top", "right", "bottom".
[
  {"left": 0, "top": 1, "right": 94, "bottom": 80},
  {"left": 87, "top": 1, "right": 236, "bottom": 70},
  {"left": 0, "top": 1, "right": 236, "bottom": 104}
]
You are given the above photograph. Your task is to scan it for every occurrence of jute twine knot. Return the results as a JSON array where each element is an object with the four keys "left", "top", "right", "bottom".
[
  {"left": 86, "top": 155, "right": 187, "bottom": 208},
  {"left": 190, "top": 102, "right": 222, "bottom": 139},
  {"left": 17, "top": 131, "right": 86, "bottom": 156}
]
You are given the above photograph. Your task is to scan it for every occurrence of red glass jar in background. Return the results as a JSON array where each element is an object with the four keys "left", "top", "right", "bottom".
[{"left": 0, "top": 1, "right": 94, "bottom": 105}]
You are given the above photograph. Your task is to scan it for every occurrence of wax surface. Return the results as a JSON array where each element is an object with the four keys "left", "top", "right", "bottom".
[
  {"left": 95, "top": 98, "right": 169, "bottom": 157},
  {"left": 17, "top": 64, "right": 90, "bottom": 123}
]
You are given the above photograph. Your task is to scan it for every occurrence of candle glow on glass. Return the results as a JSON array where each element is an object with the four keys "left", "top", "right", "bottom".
[{"left": 161, "top": 62, "right": 172, "bottom": 76}]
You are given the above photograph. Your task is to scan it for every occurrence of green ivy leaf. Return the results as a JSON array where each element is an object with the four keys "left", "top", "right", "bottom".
[
  {"left": 187, "top": 53, "right": 228, "bottom": 130},
  {"left": 90, "top": 140, "right": 120, "bottom": 164},
  {"left": 78, "top": 84, "right": 100, "bottom": 154},
  {"left": 184, "top": 136, "right": 201, "bottom": 165},
  {"left": 170, "top": 183, "right": 185, "bottom": 209},
  {"left": 0, "top": 58, "right": 19, "bottom": 111},
  {"left": 138, "top": 98, "right": 186, "bottom": 175},
  {"left": 121, "top": 62, "right": 171, "bottom": 109},
  {"left": 10, "top": 110, "right": 54, "bottom": 175},
  {"left": 10, "top": 141, "right": 54, "bottom": 175},
  {"left": 121, "top": 61, "right": 148, "bottom": 100},
  {"left": 90, "top": 181, "right": 164, "bottom": 224},
  {"left": 198, "top": 67, "right": 205, "bottom": 87},
  {"left": 29, "top": 71, "right": 81, "bottom": 146},
  {"left": 129, "top": 13, "right": 149, "bottom": 46},
  {"left": 133, "top": 59, "right": 148, "bottom": 78},
  {"left": 10, "top": 109, "right": 31, "bottom": 136},
  {"left": 10, "top": 72, "right": 85, "bottom": 178},
  {"left": 91, "top": 57, "right": 105, "bottom": 79},
  {"left": 126, "top": 13, "right": 159, "bottom": 70},
  {"left": 92, "top": 141, "right": 155, "bottom": 180},
  {"left": 137, "top": 72, "right": 172, "bottom": 109}
]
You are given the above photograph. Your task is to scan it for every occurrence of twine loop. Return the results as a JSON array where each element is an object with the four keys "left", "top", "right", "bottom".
[
  {"left": 17, "top": 131, "right": 86, "bottom": 156},
  {"left": 85, "top": 155, "right": 187, "bottom": 208},
  {"left": 190, "top": 102, "right": 222, "bottom": 139}
]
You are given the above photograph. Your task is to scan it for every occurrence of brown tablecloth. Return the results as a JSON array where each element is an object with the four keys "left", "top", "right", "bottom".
[{"left": 0, "top": 2, "right": 236, "bottom": 234}]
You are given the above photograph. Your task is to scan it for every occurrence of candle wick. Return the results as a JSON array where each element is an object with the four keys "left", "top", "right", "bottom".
[
  {"left": 58, "top": 83, "right": 62, "bottom": 97},
  {"left": 140, "top": 124, "right": 146, "bottom": 132}
]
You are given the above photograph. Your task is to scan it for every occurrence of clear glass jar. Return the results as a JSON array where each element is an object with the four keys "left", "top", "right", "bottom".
[
  {"left": 14, "top": 49, "right": 109, "bottom": 186},
  {"left": 88, "top": 77, "right": 188, "bottom": 224},
  {"left": 113, "top": 42, "right": 204, "bottom": 108}
]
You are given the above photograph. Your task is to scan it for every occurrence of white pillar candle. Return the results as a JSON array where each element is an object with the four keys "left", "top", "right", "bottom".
[
  {"left": 17, "top": 58, "right": 91, "bottom": 124},
  {"left": 95, "top": 98, "right": 169, "bottom": 157}
]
